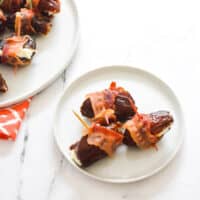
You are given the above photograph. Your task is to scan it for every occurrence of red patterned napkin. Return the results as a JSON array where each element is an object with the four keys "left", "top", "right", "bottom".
[{"left": 0, "top": 99, "right": 31, "bottom": 140}]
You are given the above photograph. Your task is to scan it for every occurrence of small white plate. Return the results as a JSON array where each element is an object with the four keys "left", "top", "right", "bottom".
[
  {"left": 0, "top": 0, "right": 79, "bottom": 107},
  {"left": 54, "top": 65, "right": 184, "bottom": 183}
]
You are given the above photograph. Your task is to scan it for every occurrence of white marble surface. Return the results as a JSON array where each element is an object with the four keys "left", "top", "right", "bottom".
[{"left": 0, "top": 0, "right": 199, "bottom": 199}]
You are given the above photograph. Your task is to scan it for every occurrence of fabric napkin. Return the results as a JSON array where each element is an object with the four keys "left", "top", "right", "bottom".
[{"left": 0, "top": 99, "right": 31, "bottom": 140}]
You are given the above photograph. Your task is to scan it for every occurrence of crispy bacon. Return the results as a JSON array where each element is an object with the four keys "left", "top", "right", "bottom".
[
  {"left": 3, "top": 36, "right": 27, "bottom": 57},
  {"left": 69, "top": 122, "right": 123, "bottom": 167},
  {"left": 93, "top": 109, "right": 116, "bottom": 125},
  {"left": 86, "top": 124, "right": 123, "bottom": 156},
  {"left": 86, "top": 83, "right": 123, "bottom": 116},
  {"left": 0, "top": 35, "right": 36, "bottom": 67},
  {"left": 123, "top": 114, "right": 158, "bottom": 149},
  {"left": 123, "top": 112, "right": 173, "bottom": 149},
  {"left": 86, "top": 91, "right": 106, "bottom": 116},
  {"left": 82, "top": 82, "right": 137, "bottom": 123},
  {"left": 70, "top": 135, "right": 107, "bottom": 167}
]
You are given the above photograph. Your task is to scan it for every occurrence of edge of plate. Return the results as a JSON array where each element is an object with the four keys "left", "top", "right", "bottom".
[
  {"left": 0, "top": 0, "right": 80, "bottom": 108},
  {"left": 53, "top": 65, "right": 185, "bottom": 183}
]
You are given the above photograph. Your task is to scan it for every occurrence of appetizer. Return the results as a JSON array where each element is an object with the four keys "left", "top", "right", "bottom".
[
  {"left": 26, "top": 0, "right": 60, "bottom": 16},
  {"left": 69, "top": 82, "right": 174, "bottom": 167},
  {"left": 0, "top": 34, "right": 36, "bottom": 68},
  {"left": 70, "top": 123, "right": 123, "bottom": 167},
  {"left": 0, "top": 0, "right": 61, "bottom": 93},
  {"left": 123, "top": 111, "right": 173, "bottom": 148},
  {"left": 7, "top": 8, "right": 52, "bottom": 35},
  {"left": 0, "top": 73, "right": 8, "bottom": 92},
  {"left": 81, "top": 82, "right": 137, "bottom": 124}
]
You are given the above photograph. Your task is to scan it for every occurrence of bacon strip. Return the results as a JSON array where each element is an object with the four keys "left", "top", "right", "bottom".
[
  {"left": 2, "top": 36, "right": 28, "bottom": 58},
  {"left": 1, "top": 35, "right": 34, "bottom": 68},
  {"left": 86, "top": 82, "right": 137, "bottom": 122},
  {"left": 86, "top": 92, "right": 106, "bottom": 116},
  {"left": 87, "top": 124, "right": 123, "bottom": 156},
  {"left": 123, "top": 114, "right": 159, "bottom": 149}
]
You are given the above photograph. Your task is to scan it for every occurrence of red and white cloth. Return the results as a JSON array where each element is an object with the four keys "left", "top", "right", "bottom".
[{"left": 0, "top": 99, "right": 31, "bottom": 140}]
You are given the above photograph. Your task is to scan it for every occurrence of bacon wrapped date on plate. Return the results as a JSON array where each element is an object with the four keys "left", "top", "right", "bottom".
[
  {"left": 69, "top": 83, "right": 174, "bottom": 167},
  {"left": 70, "top": 123, "right": 123, "bottom": 167},
  {"left": 0, "top": 34, "right": 36, "bottom": 68},
  {"left": 26, "top": 0, "right": 60, "bottom": 16},
  {"left": 0, "top": 0, "right": 60, "bottom": 93},
  {"left": 7, "top": 8, "right": 52, "bottom": 35},
  {"left": 123, "top": 111, "right": 174, "bottom": 148},
  {"left": 80, "top": 82, "right": 137, "bottom": 124}
]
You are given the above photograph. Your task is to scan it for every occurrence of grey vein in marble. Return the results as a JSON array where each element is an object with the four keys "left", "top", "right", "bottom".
[
  {"left": 61, "top": 69, "right": 67, "bottom": 84},
  {"left": 20, "top": 133, "right": 29, "bottom": 163},
  {"left": 46, "top": 155, "right": 64, "bottom": 200},
  {"left": 17, "top": 179, "right": 23, "bottom": 200},
  {"left": 17, "top": 127, "right": 29, "bottom": 200}
]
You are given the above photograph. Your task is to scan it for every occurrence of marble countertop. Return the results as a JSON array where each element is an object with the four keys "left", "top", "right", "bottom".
[{"left": 0, "top": 0, "right": 199, "bottom": 199}]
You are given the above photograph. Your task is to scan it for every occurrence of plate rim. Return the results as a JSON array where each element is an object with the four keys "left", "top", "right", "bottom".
[
  {"left": 53, "top": 65, "right": 185, "bottom": 183},
  {"left": 0, "top": 0, "right": 80, "bottom": 108}
]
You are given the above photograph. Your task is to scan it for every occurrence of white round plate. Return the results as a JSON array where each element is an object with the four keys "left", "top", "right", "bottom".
[
  {"left": 54, "top": 65, "right": 184, "bottom": 183},
  {"left": 0, "top": 0, "right": 79, "bottom": 107}
]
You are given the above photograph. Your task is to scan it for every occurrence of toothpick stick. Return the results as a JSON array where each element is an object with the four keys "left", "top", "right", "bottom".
[
  {"left": 15, "top": 13, "right": 22, "bottom": 36},
  {"left": 27, "top": 0, "right": 33, "bottom": 9},
  {"left": 0, "top": 0, "right": 4, "bottom": 5},
  {"left": 72, "top": 110, "right": 90, "bottom": 130}
]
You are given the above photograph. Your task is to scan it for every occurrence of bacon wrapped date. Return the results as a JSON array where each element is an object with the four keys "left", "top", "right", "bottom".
[
  {"left": 7, "top": 8, "right": 52, "bottom": 35},
  {"left": 0, "top": 73, "right": 8, "bottom": 92},
  {"left": 0, "top": 34, "right": 36, "bottom": 67},
  {"left": 25, "top": 0, "right": 60, "bottom": 16},
  {"left": 70, "top": 135, "right": 107, "bottom": 167},
  {"left": 123, "top": 111, "right": 174, "bottom": 148},
  {"left": 70, "top": 124, "right": 123, "bottom": 167},
  {"left": 80, "top": 82, "right": 137, "bottom": 124},
  {"left": 36, "top": 0, "right": 60, "bottom": 16},
  {"left": 70, "top": 83, "right": 175, "bottom": 167}
]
